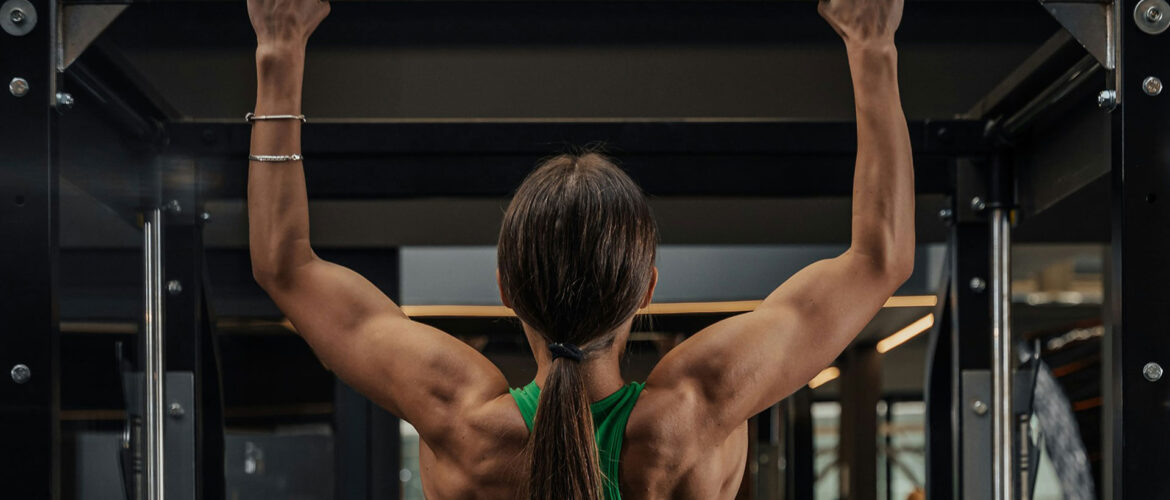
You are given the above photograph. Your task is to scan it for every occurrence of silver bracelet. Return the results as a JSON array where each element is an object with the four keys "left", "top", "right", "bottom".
[
  {"left": 249, "top": 154, "right": 304, "bottom": 162},
  {"left": 245, "top": 112, "right": 307, "bottom": 123}
]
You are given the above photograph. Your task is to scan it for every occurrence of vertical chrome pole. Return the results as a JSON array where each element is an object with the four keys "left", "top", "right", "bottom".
[
  {"left": 144, "top": 208, "right": 165, "bottom": 500},
  {"left": 990, "top": 207, "right": 1013, "bottom": 500}
]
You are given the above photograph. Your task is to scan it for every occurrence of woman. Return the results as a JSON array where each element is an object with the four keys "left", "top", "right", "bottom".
[{"left": 246, "top": 0, "right": 913, "bottom": 497}]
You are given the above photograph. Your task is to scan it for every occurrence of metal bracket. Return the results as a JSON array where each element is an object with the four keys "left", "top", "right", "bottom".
[
  {"left": 58, "top": 4, "right": 126, "bottom": 72},
  {"left": 1040, "top": 0, "right": 1117, "bottom": 70}
]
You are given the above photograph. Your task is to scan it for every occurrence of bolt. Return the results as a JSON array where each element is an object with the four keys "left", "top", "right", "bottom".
[
  {"left": 9, "top": 8, "right": 25, "bottom": 24},
  {"left": 164, "top": 199, "right": 181, "bottom": 214},
  {"left": 1143, "top": 76, "right": 1163, "bottom": 96},
  {"left": 970, "top": 196, "right": 986, "bottom": 212},
  {"left": 1097, "top": 89, "right": 1117, "bottom": 109},
  {"left": 939, "top": 208, "right": 954, "bottom": 221},
  {"left": 970, "top": 277, "right": 987, "bottom": 293},
  {"left": 972, "top": 399, "right": 989, "bottom": 416},
  {"left": 9, "top": 77, "right": 28, "bottom": 97},
  {"left": 200, "top": 212, "right": 211, "bottom": 223},
  {"left": 10, "top": 364, "right": 30, "bottom": 384},
  {"left": 1144, "top": 362, "right": 1164, "bottom": 382},
  {"left": 168, "top": 402, "right": 185, "bottom": 418},
  {"left": 167, "top": 280, "right": 182, "bottom": 295},
  {"left": 55, "top": 92, "right": 73, "bottom": 109},
  {"left": 1146, "top": 5, "right": 1164, "bottom": 23}
]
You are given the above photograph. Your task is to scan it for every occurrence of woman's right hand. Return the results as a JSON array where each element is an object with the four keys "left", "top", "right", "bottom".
[
  {"left": 817, "top": 0, "right": 904, "bottom": 48},
  {"left": 247, "top": 0, "right": 331, "bottom": 49}
]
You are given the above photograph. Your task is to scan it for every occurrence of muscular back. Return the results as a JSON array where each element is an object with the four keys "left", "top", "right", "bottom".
[
  {"left": 417, "top": 385, "right": 749, "bottom": 500},
  {"left": 245, "top": 0, "right": 912, "bottom": 497}
]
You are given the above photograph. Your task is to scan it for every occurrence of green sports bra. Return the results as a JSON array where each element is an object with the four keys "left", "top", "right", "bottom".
[{"left": 509, "top": 380, "right": 645, "bottom": 500}]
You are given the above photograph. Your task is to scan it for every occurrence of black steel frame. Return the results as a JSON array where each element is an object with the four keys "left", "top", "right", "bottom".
[
  {"left": 1106, "top": 0, "right": 1170, "bottom": 497},
  {"left": 3, "top": 0, "right": 1162, "bottom": 499},
  {"left": 0, "top": 0, "right": 60, "bottom": 497}
]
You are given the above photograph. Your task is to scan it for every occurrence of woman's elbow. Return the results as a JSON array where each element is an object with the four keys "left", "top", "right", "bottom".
[
  {"left": 251, "top": 262, "right": 284, "bottom": 291},
  {"left": 889, "top": 254, "right": 914, "bottom": 288},
  {"left": 250, "top": 251, "right": 298, "bottom": 292}
]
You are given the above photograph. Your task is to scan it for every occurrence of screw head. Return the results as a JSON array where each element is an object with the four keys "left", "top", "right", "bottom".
[
  {"left": 972, "top": 399, "right": 989, "bottom": 416},
  {"left": 10, "top": 364, "right": 30, "bottom": 384},
  {"left": 970, "top": 196, "right": 986, "bottom": 212},
  {"left": 9, "top": 8, "right": 24, "bottom": 24},
  {"left": 9, "top": 77, "right": 28, "bottom": 97},
  {"left": 1146, "top": 5, "right": 1164, "bottom": 22},
  {"left": 55, "top": 92, "right": 73, "bottom": 109},
  {"left": 1143, "top": 76, "right": 1163, "bottom": 96},
  {"left": 938, "top": 208, "right": 954, "bottom": 221},
  {"left": 1097, "top": 89, "right": 1117, "bottom": 109},
  {"left": 1144, "top": 362, "right": 1164, "bottom": 382},
  {"left": 200, "top": 212, "right": 211, "bottom": 222},
  {"left": 167, "top": 280, "right": 183, "bottom": 295},
  {"left": 970, "top": 277, "right": 987, "bottom": 293},
  {"left": 168, "top": 402, "right": 186, "bottom": 418},
  {"left": 164, "top": 199, "right": 181, "bottom": 214}
]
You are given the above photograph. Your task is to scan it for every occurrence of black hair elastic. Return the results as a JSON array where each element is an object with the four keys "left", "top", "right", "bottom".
[{"left": 548, "top": 343, "right": 584, "bottom": 362}]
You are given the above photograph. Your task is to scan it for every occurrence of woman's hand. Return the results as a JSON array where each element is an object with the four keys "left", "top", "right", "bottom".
[
  {"left": 817, "top": 0, "right": 904, "bottom": 48},
  {"left": 247, "top": 0, "right": 331, "bottom": 49}
]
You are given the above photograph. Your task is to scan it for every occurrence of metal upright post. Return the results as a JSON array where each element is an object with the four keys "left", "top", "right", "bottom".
[
  {"left": 931, "top": 159, "right": 995, "bottom": 500},
  {"left": 144, "top": 208, "right": 166, "bottom": 500},
  {"left": 839, "top": 346, "right": 881, "bottom": 500},
  {"left": 784, "top": 388, "right": 814, "bottom": 500},
  {"left": 1107, "top": 0, "right": 1170, "bottom": 497},
  {"left": 989, "top": 206, "right": 1013, "bottom": 500},
  {"left": 0, "top": 0, "right": 60, "bottom": 496}
]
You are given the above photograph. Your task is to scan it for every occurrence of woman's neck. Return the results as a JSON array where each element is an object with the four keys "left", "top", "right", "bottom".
[
  {"left": 526, "top": 321, "right": 631, "bottom": 402},
  {"left": 532, "top": 354, "right": 627, "bottom": 403}
]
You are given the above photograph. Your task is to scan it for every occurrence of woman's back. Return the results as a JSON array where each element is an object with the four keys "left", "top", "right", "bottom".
[
  {"left": 246, "top": 0, "right": 913, "bottom": 496},
  {"left": 415, "top": 382, "right": 749, "bottom": 500}
]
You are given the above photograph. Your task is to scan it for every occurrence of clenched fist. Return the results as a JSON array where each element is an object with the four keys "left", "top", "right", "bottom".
[
  {"left": 247, "top": 0, "right": 331, "bottom": 48},
  {"left": 818, "top": 0, "right": 904, "bottom": 47}
]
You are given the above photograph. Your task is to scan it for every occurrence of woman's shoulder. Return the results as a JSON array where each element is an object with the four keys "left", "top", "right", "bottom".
[{"left": 620, "top": 383, "right": 751, "bottom": 498}]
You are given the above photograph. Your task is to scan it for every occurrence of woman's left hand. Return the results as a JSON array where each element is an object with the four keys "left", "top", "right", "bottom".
[{"left": 247, "top": 0, "right": 331, "bottom": 48}]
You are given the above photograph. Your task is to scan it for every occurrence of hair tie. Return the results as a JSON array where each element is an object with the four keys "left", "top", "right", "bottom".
[{"left": 548, "top": 343, "right": 584, "bottom": 362}]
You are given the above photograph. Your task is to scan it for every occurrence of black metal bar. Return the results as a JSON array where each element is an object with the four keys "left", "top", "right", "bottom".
[
  {"left": 784, "top": 387, "right": 815, "bottom": 500},
  {"left": 996, "top": 56, "right": 1102, "bottom": 140},
  {"left": 173, "top": 119, "right": 982, "bottom": 199},
  {"left": 924, "top": 266, "right": 953, "bottom": 498},
  {"left": 1107, "top": 0, "right": 1170, "bottom": 496},
  {"left": 177, "top": 119, "right": 989, "bottom": 156},
  {"left": 67, "top": 0, "right": 1055, "bottom": 3},
  {"left": 0, "top": 0, "right": 61, "bottom": 495},
  {"left": 333, "top": 247, "right": 401, "bottom": 500},
  {"left": 967, "top": 30, "right": 1086, "bottom": 120},
  {"left": 334, "top": 381, "right": 372, "bottom": 500},
  {"left": 72, "top": 0, "right": 1061, "bottom": 48},
  {"left": 926, "top": 159, "right": 994, "bottom": 499},
  {"left": 839, "top": 346, "right": 881, "bottom": 500},
  {"left": 161, "top": 156, "right": 224, "bottom": 498},
  {"left": 67, "top": 59, "right": 166, "bottom": 144}
]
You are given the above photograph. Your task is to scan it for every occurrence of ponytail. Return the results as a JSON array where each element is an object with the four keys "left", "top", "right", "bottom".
[
  {"left": 527, "top": 356, "right": 603, "bottom": 500},
  {"left": 498, "top": 153, "right": 658, "bottom": 499}
]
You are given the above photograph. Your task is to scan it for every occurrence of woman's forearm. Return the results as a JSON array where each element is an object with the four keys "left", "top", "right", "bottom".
[
  {"left": 248, "top": 44, "right": 315, "bottom": 285},
  {"left": 845, "top": 41, "right": 915, "bottom": 279}
]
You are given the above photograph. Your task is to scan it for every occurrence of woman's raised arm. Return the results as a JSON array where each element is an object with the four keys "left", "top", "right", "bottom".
[{"left": 245, "top": 0, "right": 509, "bottom": 444}]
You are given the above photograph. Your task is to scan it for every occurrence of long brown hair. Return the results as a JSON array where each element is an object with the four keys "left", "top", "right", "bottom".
[{"left": 498, "top": 152, "right": 658, "bottom": 500}]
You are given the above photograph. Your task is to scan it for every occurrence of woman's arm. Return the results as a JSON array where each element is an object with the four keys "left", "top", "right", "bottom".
[
  {"left": 646, "top": 0, "right": 914, "bottom": 433},
  {"left": 245, "top": 0, "right": 508, "bottom": 443}
]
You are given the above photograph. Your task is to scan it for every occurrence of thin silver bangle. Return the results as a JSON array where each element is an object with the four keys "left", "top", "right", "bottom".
[
  {"left": 249, "top": 154, "right": 304, "bottom": 162},
  {"left": 245, "top": 112, "right": 307, "bottom": 123}
]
